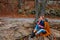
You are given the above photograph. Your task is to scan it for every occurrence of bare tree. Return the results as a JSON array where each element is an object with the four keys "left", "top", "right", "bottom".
[
  {"left": 40, "top": 0, "right": 47, "bottom": 15},
  {"left": 18, "top": 0, "right": 23, "bottom": 13},
  {"left": 34, "top": 0, "right": 47, "bottom": 23},
  {"left": 18, "top": 0, "right": 22, "bottom": 9},
  {"left": 35, "top": 0, "right": 39, "bottom": 22}
]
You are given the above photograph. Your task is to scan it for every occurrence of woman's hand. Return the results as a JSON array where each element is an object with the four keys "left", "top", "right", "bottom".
[{"left": 38, "top": 25, "right": 44, "bottom": 28}]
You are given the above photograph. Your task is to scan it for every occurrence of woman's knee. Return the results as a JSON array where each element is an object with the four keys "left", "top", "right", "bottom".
[
  {"left": 34, "top": 25, "right": 39, "bottom": 31},
  {"left": 36, "top": 29, "right": 45, "bottom": 34}
]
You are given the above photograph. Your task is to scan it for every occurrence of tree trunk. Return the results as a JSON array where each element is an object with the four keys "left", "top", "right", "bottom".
[
  {"left": 34, "top": 0, "right": 39, "bottom": 23},
  {"left": 40, "top": 0, "right": 47, "bottom": 16},
  {"left": 18, "top": 0, "right": 22, "bottom": 9},
  {"left": 34, "top": 0, "right": 47, "bottom": 23}
]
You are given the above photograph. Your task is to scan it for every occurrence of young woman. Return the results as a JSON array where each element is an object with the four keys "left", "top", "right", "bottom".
[{"left": 31, "top": 16, "right": 46, "bottom": 38}]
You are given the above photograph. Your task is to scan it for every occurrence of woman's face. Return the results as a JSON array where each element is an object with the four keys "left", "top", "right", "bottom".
[{"left": 39, "top": 16, "right": 44, "bottom": 20}]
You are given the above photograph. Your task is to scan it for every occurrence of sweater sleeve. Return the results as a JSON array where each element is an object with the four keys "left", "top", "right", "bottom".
[{"left": 44, "top": 22, "right": 51, "bottom": 34}]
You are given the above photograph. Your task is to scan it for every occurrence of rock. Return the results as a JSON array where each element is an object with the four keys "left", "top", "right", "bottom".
[
  {"left": 44, "top": 37, "right": 49, "bottom": 40},
  {"left": 23, "top": 23, "right": 30, "bottom": 28},
  {"left": 0, "top": 36, "right": 4, "bottom": 40},
  {"left": 14, "top": 32, "right": 22, "bottom": 38},
  {"left": 0, "top": 18, "right": 59, "bottom": 40},
  {"left": 51, "top": 29, "right": 60, "bottom": 37},
  {"left": 17, "top": 28, "right": 30, "bottom": 36},
  {"left": 56, "top": 37, "right": 60, "bottom": 40}
]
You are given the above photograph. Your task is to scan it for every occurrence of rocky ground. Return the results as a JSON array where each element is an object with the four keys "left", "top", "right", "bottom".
[{"left": 0, "top": 18, "right": 60, "bottom": 40}]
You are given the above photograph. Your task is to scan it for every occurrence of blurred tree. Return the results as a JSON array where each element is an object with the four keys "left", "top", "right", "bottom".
[
  {"left": 34, "top": 0, "right": 47, "bottom": 23},
  {"left": 40, "top": 0, "right": 47, "bottom": 15},
  {"left": 18, "top": 0, "right": 23, "bottom": 13},
  {"left": 34, "top": 0, "right": 39, "bottom": 22},
  {"left": 18, "top": 0, "right": 22, "bottom": 9}
]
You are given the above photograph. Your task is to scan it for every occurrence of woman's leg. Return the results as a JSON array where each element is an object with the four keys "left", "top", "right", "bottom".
[
  {"left": 31, "top": 25, "right": 39, "bottom": 38},
  {"left": 36, "top": 29, "right": 46, "bottom": 35},
  {"left": 34, "top": 24, "right": 39, "bottom": 33}
]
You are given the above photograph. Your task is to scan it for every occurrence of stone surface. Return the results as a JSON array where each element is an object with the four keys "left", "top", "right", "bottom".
[
  {"left": 0, "top": 18, "right": 34, "bottom": 40},
  {"left": 0, "top": 18, "right": 60, "bottom": 40}
]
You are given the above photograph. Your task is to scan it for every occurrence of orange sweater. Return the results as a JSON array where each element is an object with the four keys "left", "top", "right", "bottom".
[{"left": 39, "top": 21, "right": 51, "bottom": 37}]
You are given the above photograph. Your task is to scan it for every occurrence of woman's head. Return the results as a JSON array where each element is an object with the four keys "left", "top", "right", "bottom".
[
  {"left": 39, "top": 16, "right": 44, "bottom": 20},
  {"left": 45, "top": 18, "right": 48, "bottom": 22}
]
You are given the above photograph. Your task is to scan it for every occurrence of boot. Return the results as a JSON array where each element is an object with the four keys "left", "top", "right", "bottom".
[{"left": 30, "top": 32, "right": 35, "bottom": 38}]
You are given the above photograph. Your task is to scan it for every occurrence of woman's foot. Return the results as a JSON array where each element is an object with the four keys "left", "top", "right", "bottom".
[{"left": 31, "top": 32, "right": 35, "bottom": 38}]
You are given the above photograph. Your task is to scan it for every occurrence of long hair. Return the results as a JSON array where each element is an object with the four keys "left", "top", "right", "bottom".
[{"left": 45, "top": 18, "right": 48, "bottom": 22}]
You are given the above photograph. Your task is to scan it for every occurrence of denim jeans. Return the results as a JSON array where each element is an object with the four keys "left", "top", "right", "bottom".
[{"left": 35, "top": 24, "right": 46, "bottom": 34}]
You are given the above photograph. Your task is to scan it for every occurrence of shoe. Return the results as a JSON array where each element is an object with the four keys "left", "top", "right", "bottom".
[{"left": 30, "top": 32, "right": 35, "bottom": 38}]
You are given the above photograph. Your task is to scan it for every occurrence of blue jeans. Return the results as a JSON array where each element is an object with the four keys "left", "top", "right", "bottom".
[{"left": 34, "top": 24, "right": 46, "bottom": 34}]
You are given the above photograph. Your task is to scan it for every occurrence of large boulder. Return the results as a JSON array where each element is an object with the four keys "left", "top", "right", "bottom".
[{"left": 0, "top": 18, "right": 60, "bottom": 40}]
